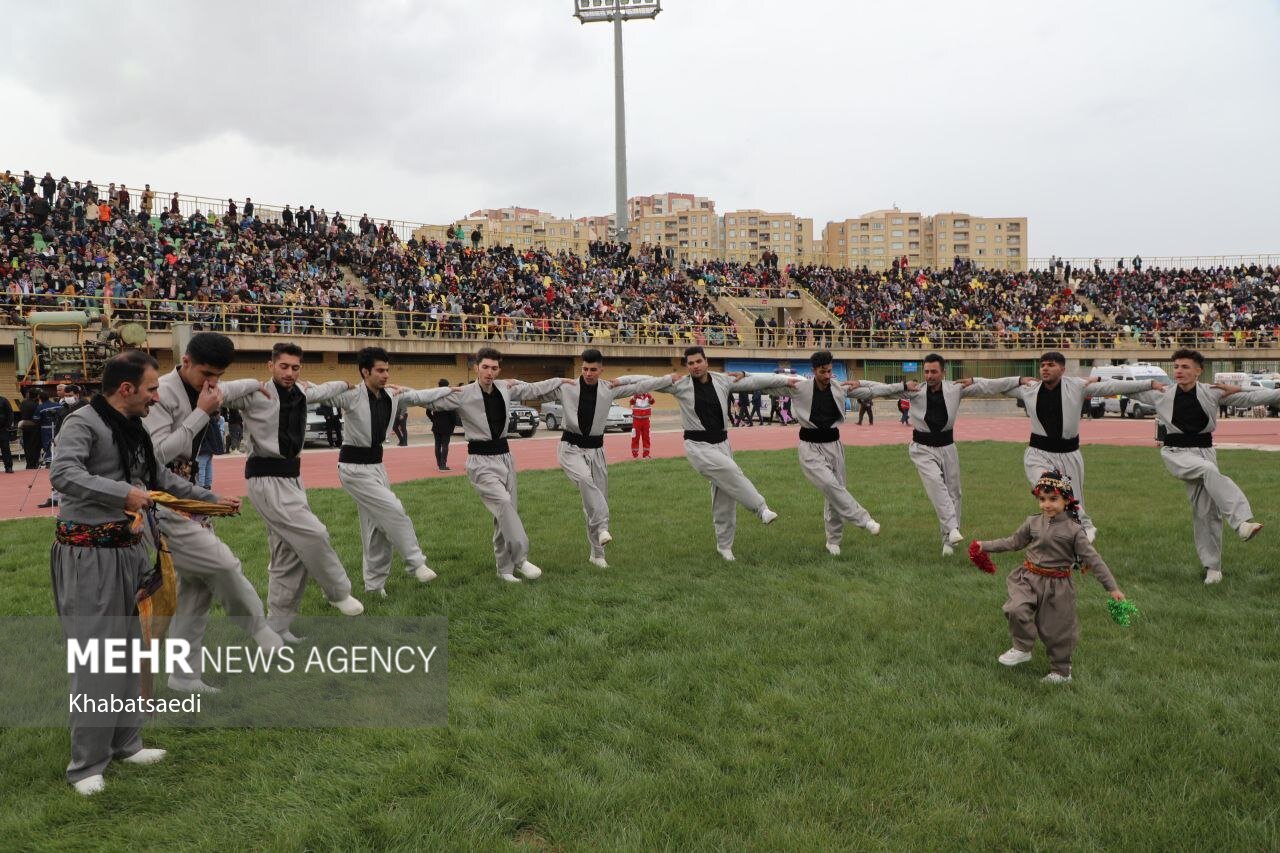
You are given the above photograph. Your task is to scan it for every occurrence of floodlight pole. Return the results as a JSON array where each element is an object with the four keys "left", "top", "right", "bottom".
[
  {"left": 613, "top": 9, "right": 628, "bottom": 245},
  {"left": 576, "top": 0, "right": 660, "bottom": 246}
]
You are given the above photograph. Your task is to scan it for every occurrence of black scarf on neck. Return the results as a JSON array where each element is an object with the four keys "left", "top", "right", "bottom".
[{"left": 90, "top": 393, "right": 158, "bottom": 489}]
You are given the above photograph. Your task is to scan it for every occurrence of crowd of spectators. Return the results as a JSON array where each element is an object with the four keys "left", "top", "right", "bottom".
[
  {"left": 348, "top": 239, "right": 742, "bottom": 345},
  {"left": 0, "top": 170, "right": 384, "bottom": 335},
  {"left": 3, "top": 169, "right": 1277, "bottom": 350}
]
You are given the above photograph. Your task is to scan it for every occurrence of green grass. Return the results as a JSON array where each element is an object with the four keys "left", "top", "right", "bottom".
[{"left": 1, "top": 443, "right": 1278, "bottom": 850}]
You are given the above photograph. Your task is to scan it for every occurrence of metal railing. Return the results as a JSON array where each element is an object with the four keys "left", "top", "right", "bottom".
[
  {"left": 5, "top": 294, "right": 1278, "bottom": 352},
  {"left": 1028, "top": 255, "right": 1280, "bottom": 271}
]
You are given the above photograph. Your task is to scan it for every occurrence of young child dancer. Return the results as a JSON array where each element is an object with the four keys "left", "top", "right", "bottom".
[{"left": 973, "top": 470, "right": 1126, "bottom": 684}]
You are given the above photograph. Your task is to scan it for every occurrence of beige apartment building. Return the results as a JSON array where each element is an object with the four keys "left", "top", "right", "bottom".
[
  {"left": 822, "top": 209, "right": 1027, "bottom": 272},
  {"left": 632, "top": 206, "right": 721, "bottom": 263},
  {"left": 930, "top": 212, "right": 1025, "bottom": 271},
  {"left": 627, "top": 192, "right": 713, "bottom": 223},
  {"left": 721, "top": 210, "right": 818, "bottom": 267},
  {"left": 411, "top": 201, "right": 1027, "bottom": 272}
]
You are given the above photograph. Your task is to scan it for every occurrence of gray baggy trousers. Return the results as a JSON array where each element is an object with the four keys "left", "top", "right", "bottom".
[
  {"left": 1024, "top": 447, "right": 1093, "bottom": 533},
  {"left": 1161, "top": 446, "right": 1253, "bottom": 572},
  {"left": 798, "top": 439, "right": 872, "bottom": 545},
  {"left": 557, "top": 443, "right": 610, "bottom": 559},
  {"left": 338, "top": 461, "right": 428, "bottom": 591},
  {"left": 684, "top": 438, "right": 767, "bottom": 551},
  {"left": 909, "top": 441, "right": 963, "bottom": 544},
  {"left": 466, "top": 452, "right": 529, "bottom": 577},
  {"left": 160, "top": 507, "right": 268, "bottom": 678},
  {"left": 1004, "top": 566, "right": 1079, "bottom": 676},
  {"left": 51, "top": 541, "right": 147, "bottom": 783},
  {"left": 247, "top": 475, "right": 353, "bottom": 633}
]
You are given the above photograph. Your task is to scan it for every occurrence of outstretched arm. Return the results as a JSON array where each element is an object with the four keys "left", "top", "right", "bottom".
[
  {"left": 303, "top": 380, "right": 354, "bottom": 404},
  {"left": 977, "top": 520, "right": 1033, "bottom": 554},
  {"left": 732, "top": 373, "right": 796, "bottom": 392},
  {"left": 614, "top": 374, "right": 677, "bottom": 394},
  {"left": 508, "top": 376, "right": 573, "bottom": 401},
  {"left": 961, "top": 376, "right": 1023, "bottom": 397}
]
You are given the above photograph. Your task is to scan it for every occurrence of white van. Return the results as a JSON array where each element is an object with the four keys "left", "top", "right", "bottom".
[{"left": 1089, "top": 362, "right": 1171, "bottom": 418}]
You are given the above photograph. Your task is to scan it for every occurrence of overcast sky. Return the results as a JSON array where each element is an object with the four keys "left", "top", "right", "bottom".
[{"left": 2, "top": 0, "right": 1277, "bottom": 259}]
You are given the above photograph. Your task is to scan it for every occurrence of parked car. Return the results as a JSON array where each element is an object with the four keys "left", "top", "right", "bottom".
[
  {"left": 541, "top": 401, "right": 632, "bottom": 432},
  {"left": 1091, "top": 362, "right": 1171, "bottom": 418},
  {"left": 459, "top": 403, "right": 539, "bottom": 438},
  {"left": 305, "top": 404, "right": 331, "bottom": 446}
]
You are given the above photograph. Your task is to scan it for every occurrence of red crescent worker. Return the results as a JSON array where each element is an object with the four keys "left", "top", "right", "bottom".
[{"left": 630, "top": 388, "right": 654, "bottom": 458}]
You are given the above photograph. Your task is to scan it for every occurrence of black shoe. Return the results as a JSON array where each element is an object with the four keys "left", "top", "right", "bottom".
[
  {"left": 438, "top": 466, "right": 452, "bottom": 471},
  {"left": 37, "top": 499, "right": 57, "bottom": 508}
]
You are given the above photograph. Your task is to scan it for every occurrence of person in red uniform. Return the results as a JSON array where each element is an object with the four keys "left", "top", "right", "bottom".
[{"left": 630, "top": 390, "right": 654, "bottom": 458}]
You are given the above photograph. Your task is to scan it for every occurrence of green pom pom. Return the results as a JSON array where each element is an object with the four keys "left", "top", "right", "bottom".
[{"left": 1107, "top": 599, "right": 1140, "bottom": 627}]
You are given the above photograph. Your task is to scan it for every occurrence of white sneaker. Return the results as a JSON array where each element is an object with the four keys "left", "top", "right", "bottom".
[
  {"left": 167, "top": 676, "right": 221, "bottom": 694},
  {"left": 998, "top": 648, "right": 1033, "bottom": 666},
  {"left": 1237, "top": 521, "right": 1263, "bottom": 542},
  {"left": 1204, "top": 568, "right": 1223, "bottom": 585},
  {"left": 825, "top": 542, "right": 841, "bottom": 556},
  {"left": 412, "top": 565, "right": 437, "bottom": 583},
  {"left": 329, "top": 596, "right": 364, "bottom": 616},
  {"left": 280, "top": 630, "right": 305, "bottom": 644},
  {"left": 121, "top": 748, "right": 167, "bottom": 765},
  {"left": 72, "top": 775, "right": 105, "bottom": 796},
  {"left": 717, "top": 548, "right": 736, "bottom": 562},
  {"left": 589, "top": 556, "right": 609, "bottom": 568},
  {"left": 1041, "top": 673, "right": 1073, "bottom": 684},
  {"left": 253, "top": 626, "right": 284, "bottom": 650},
  {"left": 946, "top": 528, "right": 964, "bottom": 546},
  {"left": 498, "top": 573, "right": 521, "bottom": 583},
  {"left": 598, "top": 530, "right": 613, "bottom": 547},
  {"left": 1086, "top": 526, "right": 1098, "bottom": 544},
  {"left": 517, "top": 561, "right": 542, "bottom": 580},
  {"left": 760, "top": 508, "right": 778, "bottom": 525},
  {"left": 941, "top": 544, "right": 955, "bottom": 557},
  {"left": 865, "top": 520, "right": 881, "bottom": 536}
]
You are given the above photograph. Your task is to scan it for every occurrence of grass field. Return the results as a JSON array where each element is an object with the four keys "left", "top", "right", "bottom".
[{"left": 1, "top": 442, "right": 1278, "bottom": 850}]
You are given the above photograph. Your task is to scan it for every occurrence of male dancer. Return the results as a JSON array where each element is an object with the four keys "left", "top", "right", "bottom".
[
  {"left": 332, "top": 347, "right": 457, "bottom": 595},
  {"left": 144, "top": 332, "right": 282, "bottom": 693},
  {"left": 1126, "top": 349, "right": 1279, "bottom": 584},
  {"left": 52, "top": 351, "right": 234, "bottom": 795},
  {"left": 619, "top": 346, "right": 796, "bottom": 561},
  {"left": 228, "top": 343, "right": 362, "bottom": 639},
  {"left": 543, "top": 348, "right": 674, "bottom": 567},
  {"left": 783, "top": 351, "right": 907, "bottom": 555},
  {"left": 429, "top": 347, "right": 570, "bottom": 582},
  {"left": 1004, "top": 351, "right": 1163, "bottom": 542},
  {"left": 904, "top": 354, "right": 1024, "bottom": 556}
]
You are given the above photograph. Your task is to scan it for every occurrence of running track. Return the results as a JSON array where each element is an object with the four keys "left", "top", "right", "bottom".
[{"left": 3, "top": 417, "right": 1277, "bottom": 522}]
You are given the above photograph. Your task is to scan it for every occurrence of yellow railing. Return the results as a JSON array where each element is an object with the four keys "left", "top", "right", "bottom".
[{"left": 7, "top": 294, "right": 1278, "bottom": 351}]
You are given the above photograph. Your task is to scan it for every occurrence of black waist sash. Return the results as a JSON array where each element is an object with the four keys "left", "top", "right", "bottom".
[
  {"left": 912, "top": 429, "right": 954, "bottom": 448},
  {"left": 683, "top": 429, "right": 728, "bottom": 444},
  {"left": 799, "top": 427, "right": 840, "bottom": 443},
  {"left": 1029, "top": 433, "right": 1080, "bottom": 453},
  {"left": 338, "top": 445, "right": 384, "bottom": 464},
  {"left": 1163, "top": 432, "right": 1213, "bottom": 448},
  {"left": 244, "top": 456, "right": 302, "bottom": 478},
  {"left": 561, "top": 432, "right": 604, "bottom": 449},
  {"left": 468, "top": 438, "right": 510, "bottom": 456}
]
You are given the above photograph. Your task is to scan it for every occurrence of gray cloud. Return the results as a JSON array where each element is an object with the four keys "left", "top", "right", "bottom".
[{"left": 1, "top": 0, "right": 1277, "bottom": 257}]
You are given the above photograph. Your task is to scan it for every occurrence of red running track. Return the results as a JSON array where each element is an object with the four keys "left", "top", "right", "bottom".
[{"left": 3, "top": 416, "right": 1277, "bottom": 522}]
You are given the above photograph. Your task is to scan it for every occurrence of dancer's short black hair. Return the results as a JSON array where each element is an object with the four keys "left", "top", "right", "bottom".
[
  {"left": 1172, "top": 348, "right": 1204, "bottom": 367},
  {"left": 357, "top": 346, "right": 390, "bottom": 375},
  {"left": 810, "top": 351, "right": 834, "bottom": 369},
  {"left": 185, "top": 332, "right": 235, "bottom": 369}
]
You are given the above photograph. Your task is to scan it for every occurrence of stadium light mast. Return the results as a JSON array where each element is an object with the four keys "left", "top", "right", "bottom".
[{"left": 574, "top": 0, "right": 660, "bottom": 245}]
